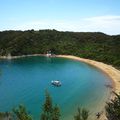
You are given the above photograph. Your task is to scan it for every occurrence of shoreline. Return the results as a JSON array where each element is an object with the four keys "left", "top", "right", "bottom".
[
  {"left": 1, "top": 54, "right": 120, "bottom": 120},
  {"left": 0, "top": 54, "right": 120, "bottom": 94},
  {"left": 0, "top": 54, "right": 47, "bottom": 59},
  {"left": 56, "top": 55, "right": 120, "bottom": 120},
  {"left": 57, "top": 55, "right": 120, "bottom": 94}
]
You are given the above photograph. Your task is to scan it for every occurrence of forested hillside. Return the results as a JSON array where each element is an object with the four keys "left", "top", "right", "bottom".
[{"left": 0, "top": 30, "right": 120, "bottom": 68}]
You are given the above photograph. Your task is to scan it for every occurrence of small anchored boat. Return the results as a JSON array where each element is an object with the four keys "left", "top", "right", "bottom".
[{"left": 51, "top": 80, "right": 61, "bottom": 87}]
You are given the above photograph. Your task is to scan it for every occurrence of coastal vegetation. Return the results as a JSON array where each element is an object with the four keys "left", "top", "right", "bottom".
[
  {"left": 0, "top": 30, "right": 120, "bottom": 69},
  {"left": 1, "top": 91, "right": 120, "bottom": 120},
  {"left": 74, "top": 107, "right": 89, "bottom": 120},
  {"left": 105, "top": 92, "right": 120, "bottom": 120},
  {"left": 0, "top": 112, "right": 12, "bottom": 120},
  {"left": 13, "top": 105, "right": 32, "bottom": 120},
  {"left": 41, "top": 91, "right": 60, "bottom": 120},
  {"left": 0, "top": 91, "right": 61, "bottom": 120},
  {"left": 0, "top": 29, "right": 120, "bottom": 120},
  {"left": 0, "top": 91, "right": 89, "bottom": 120}
]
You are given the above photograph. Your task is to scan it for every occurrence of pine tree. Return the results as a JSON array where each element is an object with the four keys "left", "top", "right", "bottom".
[
  {"left": 41, "top": 91, "right": 60, "bottom": 120},
  {"left": 52, "top": 105, "right": 60, "bottom": 120},
  {"left": 43, "top": 91, "right": 53, "bottom": 119},
  {"left": 13, "top": 104, "right": 32, "bottom": 120}
]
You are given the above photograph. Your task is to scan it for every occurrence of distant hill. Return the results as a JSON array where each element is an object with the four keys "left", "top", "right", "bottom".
[{"left": 0, "top": 29, "right": 120, "bottom": 68}]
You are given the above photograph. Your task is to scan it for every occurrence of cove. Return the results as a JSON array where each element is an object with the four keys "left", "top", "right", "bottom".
[{"left": 0, "top": 56, "right": 112, "bottom": 120}]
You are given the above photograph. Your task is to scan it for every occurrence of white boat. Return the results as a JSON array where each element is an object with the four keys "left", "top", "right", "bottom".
[{"left": 51, "top": 80, "right": 61, "bottom": 87}]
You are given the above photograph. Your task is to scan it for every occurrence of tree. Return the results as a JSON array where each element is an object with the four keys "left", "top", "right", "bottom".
[
  {"left": 44, "top": 91, "right": 53, "bottom": 113},
  {"left": 105, "top": 92, "right": 120, "bottom": 120},
  {"left": 74, "top": 107, "right": 89, "bottom": 120},
  {"left": 81, "top": 109, "right": 89, "bottom": 120},
  {"left": 13, "top": 104, "right": 32, "bottom": 120},
  {"left": 41, "top": 91, "right": 60, "bottom": 120},
  {"left": 0, "top": 112, "right": 12, "bottom": 120},
  {"left": 0, "top": 30, "right": 120, "bottom": 68},
  {"left": 52, "top": 105, "right": 60, "bottom": 120}
]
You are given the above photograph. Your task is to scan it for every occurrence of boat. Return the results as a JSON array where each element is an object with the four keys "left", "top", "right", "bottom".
[{"left": 51, "top": 80, "right": 61, "bottom": 87}]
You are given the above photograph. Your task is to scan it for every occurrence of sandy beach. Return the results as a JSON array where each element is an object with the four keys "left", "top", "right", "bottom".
[
  {"left": 0, "top": 54, "right": 120, "bottom": 120},
  {"left": 56, "top": 55, "right": 120, "bottom": 120},
  {"left": 57, "top": 55, "right": 120, "bottom": 95},
  {"left": 1, "top": 54, "right": 120, "bottom": 94}
]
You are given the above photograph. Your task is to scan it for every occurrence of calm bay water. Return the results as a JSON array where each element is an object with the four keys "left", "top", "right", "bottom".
[{"left": 0, "top": 56, "right": 111, "bottom": 120}]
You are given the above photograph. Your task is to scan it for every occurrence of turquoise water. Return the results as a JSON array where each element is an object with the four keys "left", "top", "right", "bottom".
[{"left": 0, "top": 56, "right": 111, "bottom": 120}]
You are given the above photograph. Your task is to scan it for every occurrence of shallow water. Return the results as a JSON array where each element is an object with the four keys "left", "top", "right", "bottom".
[{"left": 0, "top": 56, "right": 112, "bottom": 120}]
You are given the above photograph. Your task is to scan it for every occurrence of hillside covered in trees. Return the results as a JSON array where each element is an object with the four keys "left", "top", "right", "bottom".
[{"left": 0, "top": 30, "right": 120, "bottom": 68}]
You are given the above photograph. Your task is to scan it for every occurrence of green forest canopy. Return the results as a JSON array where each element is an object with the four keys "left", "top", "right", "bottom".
[{"left": 0, "top": 29, "right": 120, "bottom": 68}]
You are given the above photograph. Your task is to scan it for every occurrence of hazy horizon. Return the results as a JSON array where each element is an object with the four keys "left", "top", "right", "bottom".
[
  {"left": 0, "top": 29, "right": 120, "bottom": 36},
  {"left": 0, "top": 0, "right": 120, "bottom": 35}
]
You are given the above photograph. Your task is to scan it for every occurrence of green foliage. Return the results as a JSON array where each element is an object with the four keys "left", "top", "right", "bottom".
[
  {"left": 0, "top": 112, "right": 12, "bottom": 119},
  {"left": 13, "top": 104, "right": 32, "bottom": 120},
  {"left": 105, "top": 92, "right": 120, "bottom": 120},
  {"left": 41, "top": 91, "right": 60, "bottom": 120},
  {"left": 81, "top": 109, "right": 89, "bottom": 120},
  {"left": 43, "top": 91, "right": 53, "bottom": 114},
  {"left": 0, "top": 30, "right": 120, "bottom": 68},
  {"left": 52, "top": 105, "right": 60, "bottom": 120},
  {"left": 74, "top": 107, "right": 89, "bottom": 120}
]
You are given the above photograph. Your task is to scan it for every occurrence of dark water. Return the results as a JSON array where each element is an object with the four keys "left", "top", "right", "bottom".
[{"left": 0, "top": 56, "right": 111, "bottom": 120}]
